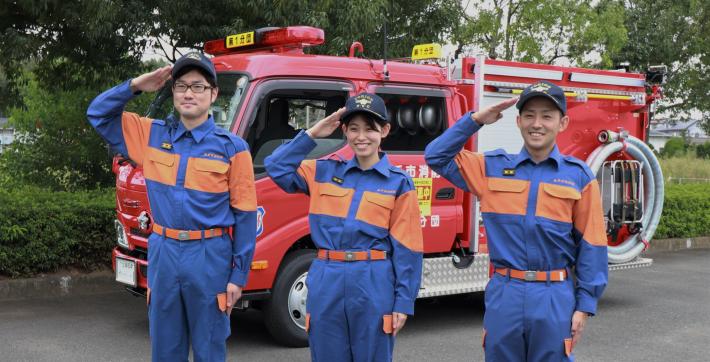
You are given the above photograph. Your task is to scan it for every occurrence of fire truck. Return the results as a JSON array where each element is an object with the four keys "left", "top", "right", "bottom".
[{"left": 111, "top": 26, "right": 665, "bottom": 347}]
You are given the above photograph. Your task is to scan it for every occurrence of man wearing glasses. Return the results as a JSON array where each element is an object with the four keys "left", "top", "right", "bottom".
[{"left": 87, "top": 52, "right": 257, "bottom": 361}]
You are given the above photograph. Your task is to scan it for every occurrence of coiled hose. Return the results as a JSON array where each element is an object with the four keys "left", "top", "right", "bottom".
[{"left": 586, "top": 131, "right": 664, "bottom": 263}]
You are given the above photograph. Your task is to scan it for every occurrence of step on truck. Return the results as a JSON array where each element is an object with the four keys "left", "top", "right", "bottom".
[{"left": 111, "top": 26, "right": 665, "bottom": 347}]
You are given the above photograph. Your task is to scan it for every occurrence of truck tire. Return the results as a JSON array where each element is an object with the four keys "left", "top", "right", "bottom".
[{"left": 263, "top": 249, "right": 315, "bottom": 347}]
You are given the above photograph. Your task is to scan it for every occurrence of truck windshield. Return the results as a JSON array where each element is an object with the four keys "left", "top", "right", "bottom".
[{"left": 146, "top": 73, "right": 249, "bottom": 131}]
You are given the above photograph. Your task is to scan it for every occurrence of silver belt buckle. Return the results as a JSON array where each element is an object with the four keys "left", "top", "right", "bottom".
[
  {"left": 344, "top": 252, "right": 355, "bottom": 261},
  {"left": 524, "top": 271, "right": 537, "bottom": 281},
  {"left": 178, "top": 231, "right": 190, "bottom": 241}
]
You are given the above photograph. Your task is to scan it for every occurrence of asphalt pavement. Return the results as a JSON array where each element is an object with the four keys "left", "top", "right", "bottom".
[{"left": 1, "top": 248, "right": 708, "bottom": 361}]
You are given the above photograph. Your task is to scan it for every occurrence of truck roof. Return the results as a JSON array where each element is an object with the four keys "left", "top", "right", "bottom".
[{"left": 213, "top": 51, "right": 452, "bottom": 87}]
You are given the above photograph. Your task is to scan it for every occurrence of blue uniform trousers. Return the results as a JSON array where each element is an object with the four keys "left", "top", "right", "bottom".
[
  {"left": 306, "top": 258, "right": 396, "bottom": 362},
  {"left": 483, "top": 274, "right": 575, "bottom": 362},
  {"left": 147, "top": 233, "right": 232, "bottom": 362}
]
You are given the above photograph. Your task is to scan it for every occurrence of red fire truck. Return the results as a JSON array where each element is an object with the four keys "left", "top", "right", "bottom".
[{"left": 111, "top": 26, "right": 665, "bottom": 346}]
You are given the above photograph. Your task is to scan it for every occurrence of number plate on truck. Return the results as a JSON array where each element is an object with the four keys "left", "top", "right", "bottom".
[{"left": 115, "top": 257, "right": 137, "bottom": 287}]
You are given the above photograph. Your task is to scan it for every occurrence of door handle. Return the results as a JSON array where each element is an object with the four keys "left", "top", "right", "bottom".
[{"left": 435, "top": 187, "right": 455, "bottom": 200}]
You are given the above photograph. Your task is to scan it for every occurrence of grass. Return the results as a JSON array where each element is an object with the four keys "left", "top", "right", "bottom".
[{"left": 659, "top": 154, "right": 710, "bottom": 183}]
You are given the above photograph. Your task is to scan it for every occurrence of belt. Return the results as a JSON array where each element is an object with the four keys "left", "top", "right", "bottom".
[
  {"left": 153, "top": 224, "right": 230, "bottom": 241},
  {"left": 495, "top": 267, "right": 567, "bottom": 282},
  {"left": 317, "top": 249, "right": 387, "bottom": 262}
]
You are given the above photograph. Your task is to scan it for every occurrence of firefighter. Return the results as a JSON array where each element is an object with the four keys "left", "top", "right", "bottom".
[
  {"left": 264, "top": 93, "right": 423, "bottom": 362},
  {"left": 87, "top": 52, "right": 257, "bottom": 361},
  {"left": 425, "top": 81, "right": 608, "bottom": 362}
]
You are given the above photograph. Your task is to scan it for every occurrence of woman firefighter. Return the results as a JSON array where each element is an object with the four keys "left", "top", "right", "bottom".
[{"left": 265, "top": 93, "right": 423, "bottom": 362}]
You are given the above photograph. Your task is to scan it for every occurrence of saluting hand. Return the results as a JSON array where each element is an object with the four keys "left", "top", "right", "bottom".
[
  {"left": 130, "top": 65, "right": 173, "bottom": 93},
  {"left": 470, "top": 97, "right": 519, "bottom": 126},
  {"left": 392, "top": 312, "right": 407, "bottom": 336},
  {"left": 306, "top": 107, "right": 346, "bottom": 139}
]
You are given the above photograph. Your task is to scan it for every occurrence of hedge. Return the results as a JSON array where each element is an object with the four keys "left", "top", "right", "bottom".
[
  {"left": 0, "top": 183, "right": 708, "bottom": 278},
  {"left": 654, "top": 183, "right": 710, "bottom": 239},
  {"left": 0, "top": 187, "right": 115, "bottom": 278}
]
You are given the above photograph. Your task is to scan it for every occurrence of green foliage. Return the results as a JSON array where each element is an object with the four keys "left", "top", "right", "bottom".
[
  {"left": 659, "top": 137, "right": 688, "bottom": 158},
  {"left": 0, "top": 72, "right": 154, "bottom": 191},
  {"left": 695, "top": 142, "right": 710, "bottom": 159},
  {"left": 206, "top": 0, "right": 463, "bottom": 60},
  {"left": 660, "top": 153, "right": 710, "bottom": 181},
  {"left": 655, "top": 183, "right": 710, "bottom": 238},
  {"left": 453, "top": 0, "right": 627, "bottom": 67},
  {"left": 0, "top": 187, "right": 115, "bottom": 277},
  {"left": 614, "top": 0, "right": 710, "bottom": 130}
]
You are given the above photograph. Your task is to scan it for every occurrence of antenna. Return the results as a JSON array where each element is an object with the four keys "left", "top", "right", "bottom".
[{"left": 383, "top": 14, "right": 390, "bottom": 80}]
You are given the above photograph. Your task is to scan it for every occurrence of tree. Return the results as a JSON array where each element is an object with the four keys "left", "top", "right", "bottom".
[
  {"left": 612, "top": 0, "right": 710, "bottom": 129},
  {"left": 0, "top": 1, "right": 463, "bottom": 190},
  {"left": 453, "top": 0, "right": 627, "bottom": 67},
  {"left": 0, "top": 71, "right": 154, "bottom": 191},
  {"left": 143, "top": 0, "right": 463, "bottom": 61}
]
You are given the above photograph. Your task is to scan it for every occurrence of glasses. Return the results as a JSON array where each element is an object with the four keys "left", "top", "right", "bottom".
[{"left": 173, "top": 83, "right": 213, "bottom": 94}]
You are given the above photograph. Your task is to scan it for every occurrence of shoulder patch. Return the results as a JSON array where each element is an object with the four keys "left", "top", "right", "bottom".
[{"left": 151, "top": 119, "right": 166, "bottom": 126}]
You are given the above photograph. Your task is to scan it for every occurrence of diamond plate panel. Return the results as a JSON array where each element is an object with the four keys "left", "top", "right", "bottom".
[
  {"left": 608, "top": 257, "right": 653, "bottom": 271},
  {"left": 417, "top": 254, "right": 490, "bottom": 298}
]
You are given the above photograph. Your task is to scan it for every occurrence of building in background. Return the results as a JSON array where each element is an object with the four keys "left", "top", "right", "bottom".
[
  {"left": 648, "top": 118, "right": 709, "bottom": 151},
  {"left": 0, "top": 117, "right": 14, "bottom": 153}
]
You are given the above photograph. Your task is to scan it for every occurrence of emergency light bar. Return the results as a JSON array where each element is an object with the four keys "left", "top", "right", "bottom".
[{"left": 204, "top": 26, "right": 325, "bottom": 55}]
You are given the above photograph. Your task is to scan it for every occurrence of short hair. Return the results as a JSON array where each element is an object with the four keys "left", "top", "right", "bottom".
[{"left": 173, "top": 65, "right": 217, "bottom": 87}]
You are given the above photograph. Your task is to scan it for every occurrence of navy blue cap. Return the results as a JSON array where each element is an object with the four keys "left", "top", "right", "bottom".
[
  {"left": 172, "top": 52, "right": 217, "bottom": 84},
  {"left": 341, "top": 93, "right": 388, "bottom": 124},
  {"left": 516, "top": 81, "right": 567, "bottom": 115}
]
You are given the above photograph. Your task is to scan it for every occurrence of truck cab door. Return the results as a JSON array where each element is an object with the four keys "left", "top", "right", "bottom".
[{"left": 368, "top": 84, "right": 461, "bottom": 254}]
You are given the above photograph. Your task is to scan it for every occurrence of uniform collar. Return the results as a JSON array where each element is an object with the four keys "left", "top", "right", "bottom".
[
  {"left": 344, "top": 152, "right": 391, "bottom": 177},
  {"left": 172, "top": 116, "right": 215, "bottom": 143},
  {"left": 514, "top": 144, "right": 562, "bottom": 168}
]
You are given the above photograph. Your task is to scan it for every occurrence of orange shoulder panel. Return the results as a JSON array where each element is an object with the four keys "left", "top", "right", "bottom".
[
  {"left": 573, "top": 180, "right": 607, "bottom": 246},
  {"left": 390, "top": 190, "right": 424, "bottom": 252},
  {"left": 121, "top": 112, "right": 153, "bottom": 166}
]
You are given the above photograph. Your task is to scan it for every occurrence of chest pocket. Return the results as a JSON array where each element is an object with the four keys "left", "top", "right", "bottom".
[
  {"left": 536, "top": 183, "right": 580, "bottom": 223},
  {"left": 185, "top": 157, "right": 230, "bottom": 193},
  {"left": 482, "top": 178, "right": 529, "bottom": 216},
  {"left": 355, "top": 191, "right": 395, "bottom": 229},
  {"left": 144, "top": 147, "right": 179, "bottom": 186},
  {"left": 310, "top": 182, "right": 354, "bottom": 218}
]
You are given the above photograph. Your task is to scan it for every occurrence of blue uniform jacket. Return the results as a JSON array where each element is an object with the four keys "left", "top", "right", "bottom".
[
  {"left": 265, "top": 130, "right": 424, "bottom": 315},
  {"left": 87, "top": 80, "right": 257, "bottom": 287},
  {"left": 425, "top": 112, "right": 608, "bottom": 314}
]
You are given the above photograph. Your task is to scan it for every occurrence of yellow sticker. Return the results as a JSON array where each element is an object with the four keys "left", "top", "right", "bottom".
[
  {"left": 226, "top": 31, "right": 255, "bottom": 48},
  {"left": 413, "top": 178, "right": 432, "bottom": 216},
  {"left": 411, "top": 43, "right": 442, "bottom": 60}
]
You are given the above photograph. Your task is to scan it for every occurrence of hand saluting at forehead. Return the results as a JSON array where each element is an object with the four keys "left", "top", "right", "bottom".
[
  {"left": 470, "top": 97, "right": 518, "bottom": 126},
  {"left": 306, "top": 107, "right": 347, "bottom": 139},
  {"left": 130, "top": 65, "right": 173, "bottom": 93}
]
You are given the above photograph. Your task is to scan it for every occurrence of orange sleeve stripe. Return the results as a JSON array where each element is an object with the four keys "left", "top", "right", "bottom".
[
  {"left": 355, "top": 191, "right": 395, "bottom": 229},
  {"left": 184, "top": 157, "right": 230, "bottom": 193},
  {"left": 480, "top": 178, "right": 529, "bottom": 216},
  {"left": 143, "top": 147, "right": 179, "bottom": 186},
  {"left": 310, "top": 182, "right": 353, "bottom": 218},
  {"left": 297, "top": 160, "right": 317, "bottom": 192},
  {"left": 121, "top": 112, "right": 153, "bottom": 166},
  {"left": 454, "top": 151, "right": 487, "bottom": 196},
  {"left": 229, "top": 151, "right": 257, "bottom": 212},
  {"left": 573, "top": 181, "right": 607, "bottom": 246},
  {"left": 536, "top": 183, "right": 581, "bottom": 223},
  {"left": 390, "top": 190, "right": 424, "bottom": 252}
]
